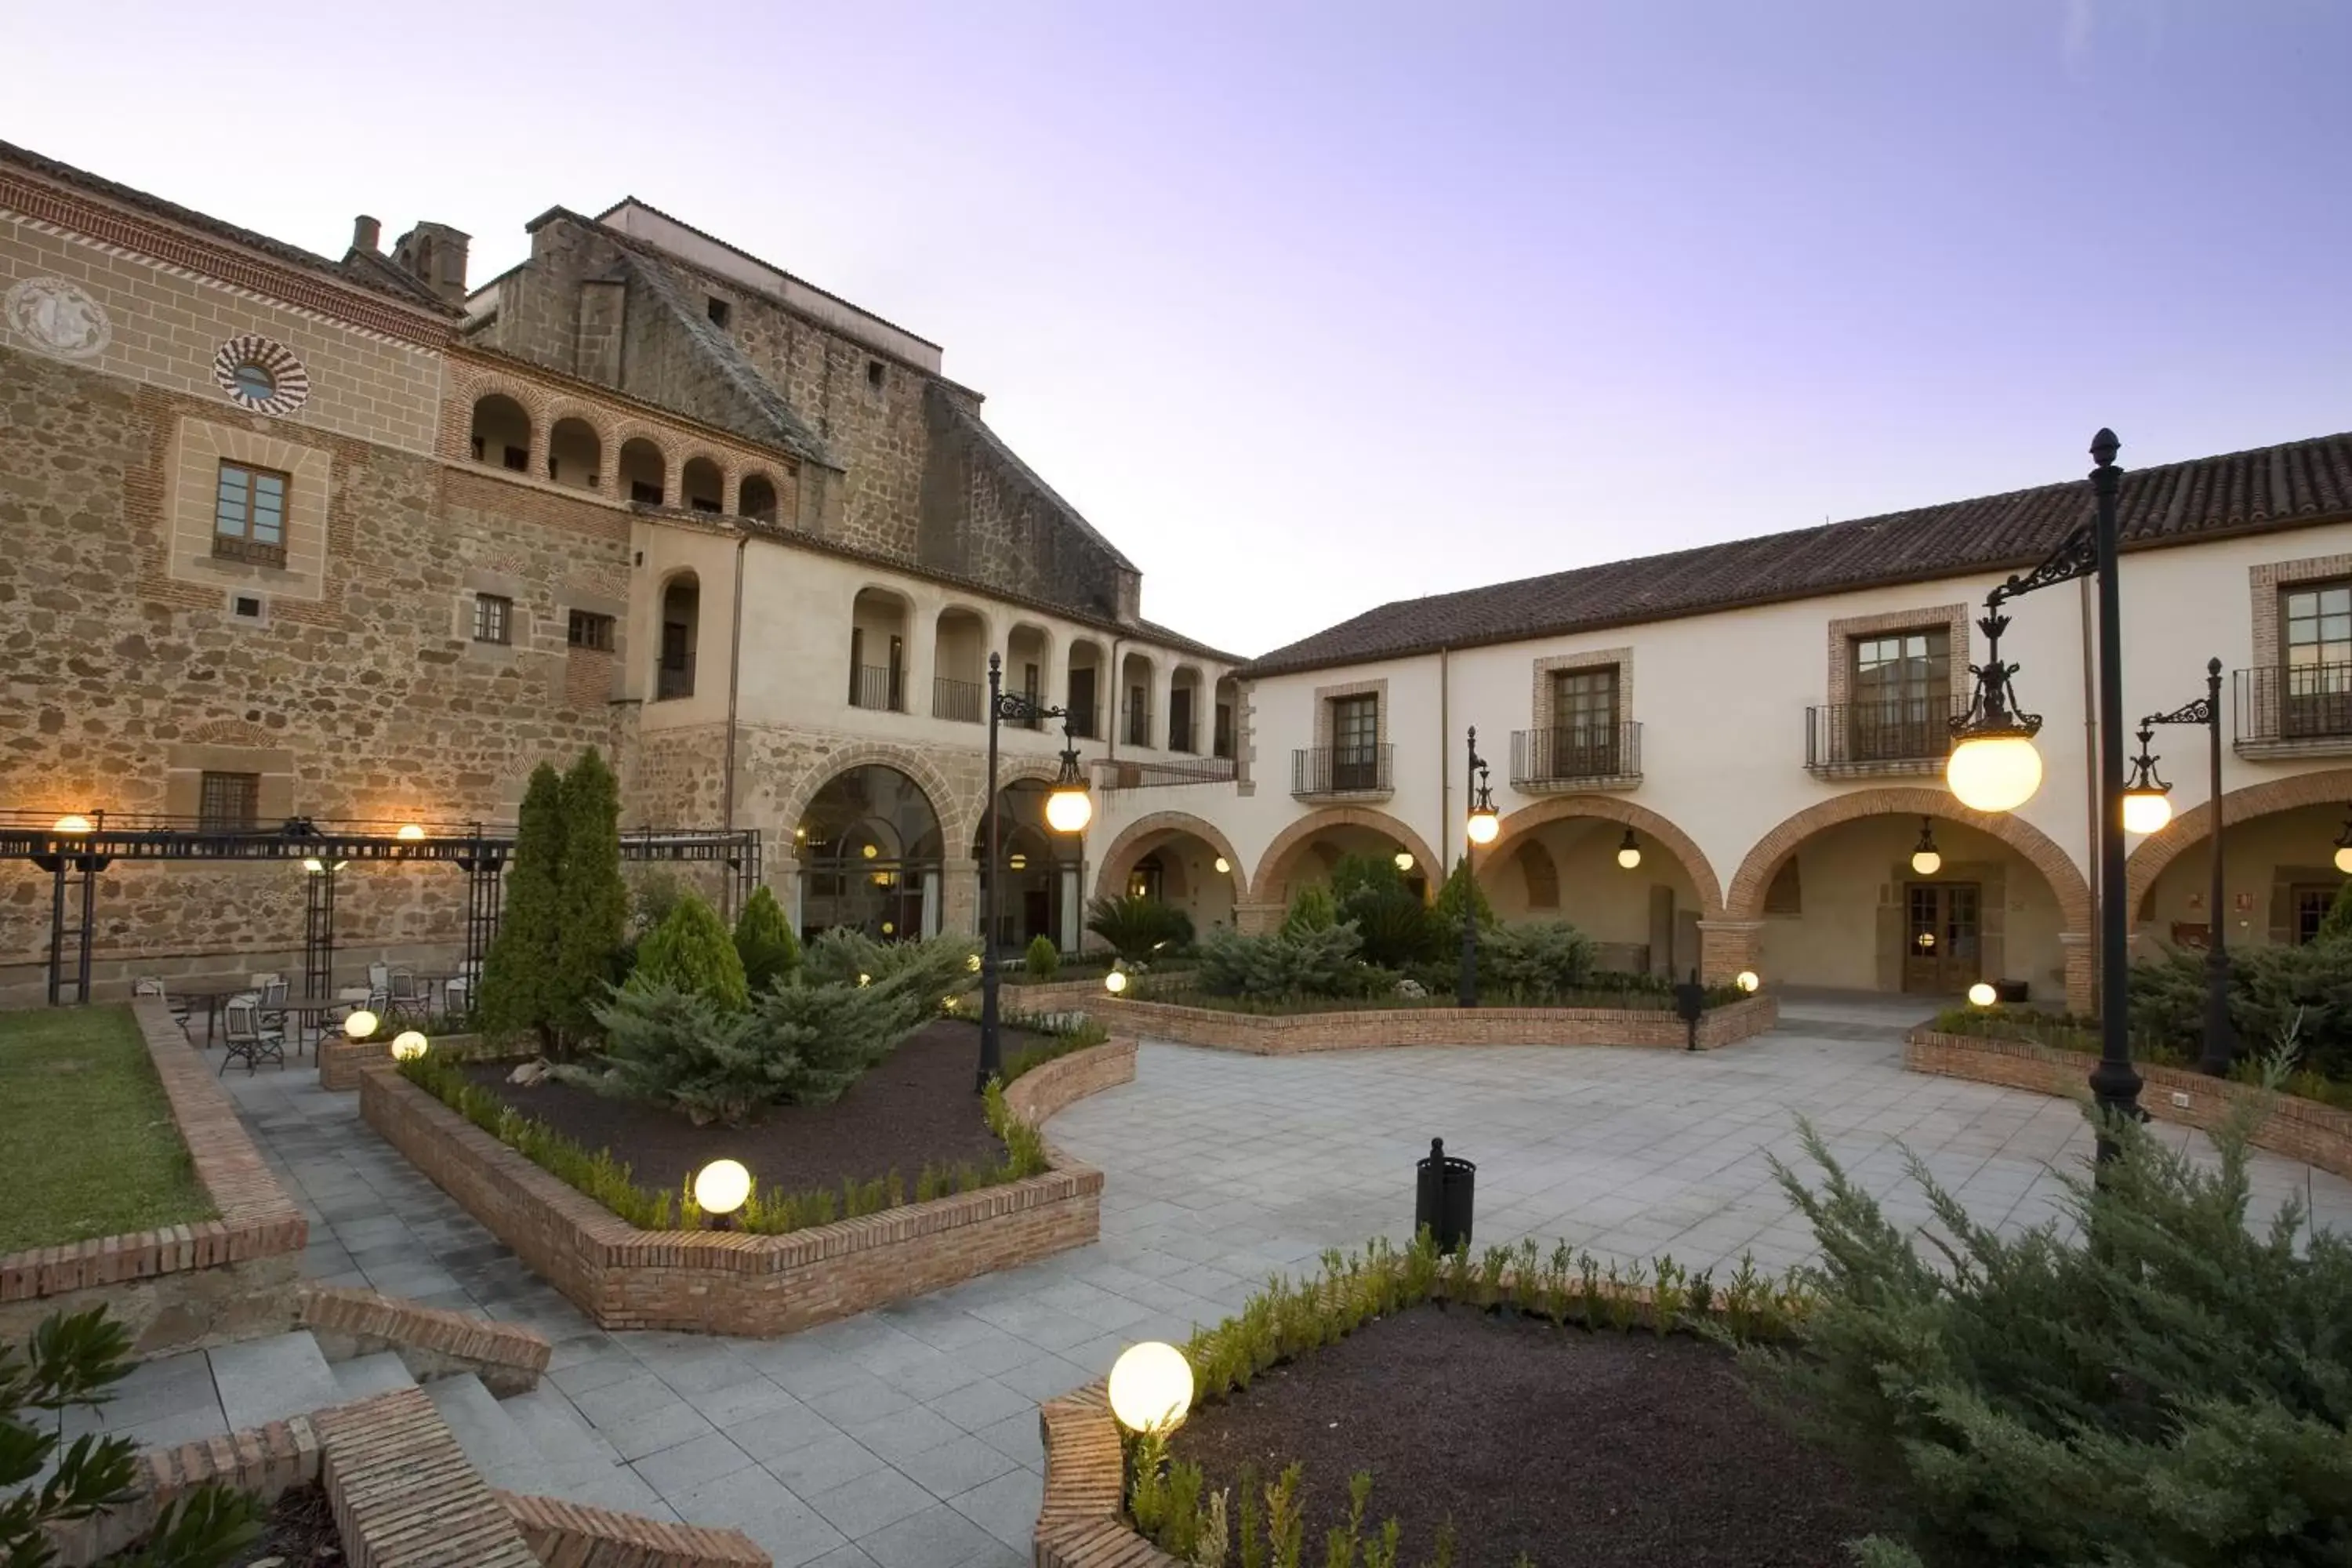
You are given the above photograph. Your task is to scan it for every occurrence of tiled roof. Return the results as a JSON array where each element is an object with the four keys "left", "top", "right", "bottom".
[
  {"left": 0, "top": 140, "right": 459, "bottom": 318},
  {"left": 1241, "top": 430, "right": 2352, "bottom": 677},
  {"left": 612, "top": 249, "right": 835, "bottom": 465}
]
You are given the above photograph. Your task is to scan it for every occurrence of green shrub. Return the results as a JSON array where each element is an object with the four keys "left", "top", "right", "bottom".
[
  {"left": 479, "top": 762, "right": 564, "bottom": 1048},
  {"left": 1744, "top": 1078, "right": 2352, "bottom": 1568},
  {"left": 1431, "top": 853, "right": 1496, "bottom": 935},
  {"left": 1195, "top": 922, "right": 1364, "bottom": 998},
  {"left": 628, "top": 892, "right": 750, "bottom": 1011},
  {"left": 1281, "top": 881, "right": 1338, "bottom": 936},
  {"left": 2, "top": 1306, "right": 260, "bottom": 1565},
  {"left": 553, "top": 748, "right": 629, "bottom": 1046},
  {"left": 1001, "top": 1009, "right": 1110, "bottom": 1081},
  {"left": 1023, "top": 934, "right": 1060, "bottom": 979},
  {"left": 733, "top": 886, "right": 800, "bottom": 994},
  {"left": 801, "top": 928, "right": 978, "bottom": 994},
  {"left": 1085, "top": 894, "right": 1196, "bottom": 961},
  {"left": 2320, "top": 879, "right": 2352, "bottom": 945},
  {"left": 1330, "top": 853, "right": 1440, "bottom": 968},
  {"left": 2128, "top": 936, "right": 2352, "bottom": 1080},
  {"left": 1481, "top": 921, "right": 1597, "bottom": 1002}
]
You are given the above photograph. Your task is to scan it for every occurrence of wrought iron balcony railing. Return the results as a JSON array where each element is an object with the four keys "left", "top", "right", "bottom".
[
  {"left": 1292, "top": 744, "right": 1393, "bottom": 798},
  {"left": 2236, "top": 664, "right": 2352, "bottom": 754},
  {"left": 1804, "top": 696, "right": 1958, "bottom": 776},
  {"left": 1094, "top": 756, "right": 1239, "bottom": 790},
  {"left": 849, "top": 662, "right": 900, "bottom": 712},
  {"left": 655, "top": 654, "right": 695, "bottom": 702},
  {"left": 1510, "top": 723, "right": 1641, "bottom": 789},
  {"left": 1063, "top": 702, "right": 1099, "bottom": 739},
  {"left": 933, "top": 676, "right": 983, "bottom": 724}
]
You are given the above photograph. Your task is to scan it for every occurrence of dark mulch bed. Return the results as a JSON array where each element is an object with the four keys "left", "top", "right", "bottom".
[
  {"left": 458, "top": 1019, "right": 1029, "bottom": 1196},
  {"left": 1168, "top": 1306, "right": 1885, "bottom": 1568},
  {"left": 232, "top": 1482, "right": 341, "bottom": 1565}
]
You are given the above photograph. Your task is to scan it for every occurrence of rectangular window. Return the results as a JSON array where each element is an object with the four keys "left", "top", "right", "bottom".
[
  {"left": 567, "top": 609, "right": 615, "bottom": 652},
  {"left": 1848, "top": 630, "right": 1950, "bottom": 760},
  {"left": 1546, "top": 666, "right": 1621, "bottom": 776},
  {"left": 198, "top": 771, "right": 260, "bottom": 832},
  {"left": 212, "top": 461, "right": 289, "bottom": 568},
  {"left": 706, "top": 296, "right": 731, "bottom": 328},
  {"left": 1330, "top": 694, "right": 1379, "bottom": 790},
  {"left": 2281, "top": 583, "right": 2352, "bottom": 737},
  {"left": 2295, "top": 883, "right": 2340, "bottom": 946},
  {"left": 472, "top": 593, "right": 513, "bottom": 645},
  {"left": 1214, "top": 700, "right": 1235, "bottom": 759}
]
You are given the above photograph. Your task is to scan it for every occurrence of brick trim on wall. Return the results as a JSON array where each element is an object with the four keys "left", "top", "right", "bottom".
[
  {"left": 1822, "top": 602, "right": 1974, "bottom": 709},
  {"left": 296, "top": 1281, "right": 550, "bottom": 1396},
  {"left": 1092, "top": 810, "right": 1249, "bottom": 908},
  {"left": 357, "top": 1040, "right": 1134, "bottom": 1335},
  {"left": 1310, "top": 676, "right": 1389, "bottom": 750},
  {"left": 1905, "top": 1027, "right": 2352, "bottom": 1182},
  {"left": 0, "top": 1000, "right": 305, "bottom": 1356},
  {"left": 2125, "top": 765, "right": 2352, "bottom": 916},
  {"left": 1083, "top": 994, "right": 1777, "bottom": 1054},
  {"left": 1036, "top": 1384, "right": 1181, "bottom": 1568},
  {"left": 2247, "top": 550, "right": 2352, "bottom": 673},
  {"left": 498, "top": 1492, "right": 769, "bottom": 1568},
  {"left": 44, "top": 1410, "right": 321, "bottom": 1565},
  {"left": 1246, "top": 806, "right": 1444, "bottom": 903},
  {"left": 316, "top": 1388, "right": 540, "bottom": 1568},
  {"left": 1528, "top": 645, "right": 1633, "bottom": 732},
  {"left": 1482, "top": 793, "right": 1726, "bottom": 916}
]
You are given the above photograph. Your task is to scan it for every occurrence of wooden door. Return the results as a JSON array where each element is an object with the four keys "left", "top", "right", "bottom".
[{"left": 1902, "top": 882, "right": 1982, "bottom": 994}]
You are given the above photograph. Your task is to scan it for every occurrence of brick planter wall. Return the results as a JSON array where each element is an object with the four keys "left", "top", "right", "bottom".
[
  {"left": 357, "top": 1040, "right": 1136, "bottom": 1335},
  {"left": 296, "top": 1281, "right": 550, "bottom": 1395},
  {"left": 321, "top": 1031, "right": 481, "bottom": 1091},
  {"left": 1905, "top": 1027, "right": 2352, "bottom": 1182},
  {"left": 0, "top": 1000, "right": 306, "bottom": 1358},
  {"left": 1080, "top": 993, "right": 1777, "bottom": 1054}
]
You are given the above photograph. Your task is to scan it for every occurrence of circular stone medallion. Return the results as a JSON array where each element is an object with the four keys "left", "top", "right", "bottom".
[{"left": 5, "top": 276, "right": 112, "bottom": 359}]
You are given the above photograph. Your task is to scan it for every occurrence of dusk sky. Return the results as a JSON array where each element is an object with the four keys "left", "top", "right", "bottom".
[{"left": 10, "top": 2, "right": 2347, "bottom": 658}]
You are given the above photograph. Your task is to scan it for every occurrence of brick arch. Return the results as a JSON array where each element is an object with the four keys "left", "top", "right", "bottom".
[
  {"left": 1483, "top": 794, "right": 1726, "bottom": 919},
  {"left": 2127, "top": 766, "right": 2352, "bottom": 913},
  {"left": 965, "top": 755, "right": 1074, "bottom": 856},
  {"left": 1094, "top": 812, "right": 1247, "bottom": 905},
  {"left": 185, "top": 718, "right": 276, "bottom": 748},
  {"left": 771, "top": 746, "right": 966, "bottom": 861},
  {"left": 1247, "top": 808, "right": 1443, "bottom": 904},
  {"left": 541, "top": 399, "right": 618, "bottom": 459},
  {"left": 1726, "top": 786, "right": 2092, "bottom": 930}
]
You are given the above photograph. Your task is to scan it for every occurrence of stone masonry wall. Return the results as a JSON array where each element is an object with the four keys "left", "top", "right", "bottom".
[{"left": 0, "top": 345, "right": 637, "bottom": 1000}]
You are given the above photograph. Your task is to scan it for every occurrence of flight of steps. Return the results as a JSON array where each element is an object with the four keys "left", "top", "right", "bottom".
[{"left": 61, "top": 1329, "right": 665, "bottom": 1520}]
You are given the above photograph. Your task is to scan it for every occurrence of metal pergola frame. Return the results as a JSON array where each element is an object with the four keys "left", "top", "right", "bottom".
[{"left": 4, "top": 810, "right": 760, "bottom": 1005}]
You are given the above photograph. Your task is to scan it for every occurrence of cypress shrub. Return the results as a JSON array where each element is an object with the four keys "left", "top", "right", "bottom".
[
  {"left": 1024, "top": 933, "right": 1060, "bottom": 979},
  {"left": 480, "top": 762, "right": 564, "bottom": 1049},
  {"left": 551, "top": 748, "right": 628, "bottom": 1047},
  {"left": 630, "top": 892, "right": 750, "bottom": 1011},
  {"left": 735, "top": 885, "right": 800, "bottom": 994}
]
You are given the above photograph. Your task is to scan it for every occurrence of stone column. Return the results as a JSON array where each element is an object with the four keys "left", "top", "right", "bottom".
[
  {"left": 2060, "top": 931, "right": 2096, "bottom": 1017},
  {"left": 1149, "top": 662, "right": 1175, "bottom": 753},
  {"left": 1695, "top": 919, "right": 1764, "bottom": 987},
  {"left": 901, "top": 596, "right": 937, "bottom": 718},
  {"left": 773, "top": 853, "right": 803, "bottom": 936},
  {"left": 942, "top": 857, "right": 980, "bottom": 940}
]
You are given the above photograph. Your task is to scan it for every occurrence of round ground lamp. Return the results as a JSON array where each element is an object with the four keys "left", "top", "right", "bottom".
[
  {"left": 1393, "top": 851, "right": 1414, "bottom": 873},
  {"left": 390, "top": 1030, "right": 428, "bottom": 1061},
  {"left": 1947, "top": 731, "right": 2043, "bottom": 814},
  {"left": 1616, "top": 829, "right": 1642, "bottom": 870},
  {"left": 1967, "top": 982, "right": 1998, "bottom": 1007},
  {"left": 343, "top": 1009, "right": 379, "bottom": 1040},
  {"left": 1910, "top": 819, "right": 1942, "bottom": 877},
  {"left": 693, "top": 1159, "right": 752, "bottom": 1218},
  {"left": 1735, "top": 971, "right": 1759, "bottom": 993},
  {"left": 1104, "top": 968, "right": 1129, "bottom": 995},
  {"left": 1107, "top": 1341, "right": 1194, "bottom": 1436}
]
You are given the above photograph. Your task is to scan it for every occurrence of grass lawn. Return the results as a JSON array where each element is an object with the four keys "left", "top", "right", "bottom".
[{"left": 0, "top": 1006, "right": 216, "bottom": 1255}]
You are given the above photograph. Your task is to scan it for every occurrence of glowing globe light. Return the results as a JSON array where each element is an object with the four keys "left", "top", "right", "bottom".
[
  {"left": 1911, "top": 848, "right": 1943, "bottom": 876},
  {"left": 1104, "top": 969, "right": 1128, "bottom": 995},
  {"left": 1734, "top": 971, "right": 1759, "bottom": 994},
  {"left": 1616, "top": 834, "right": 1642, "bottom": 870},
  {"left": 1947, "top": 734, "right": 2043, "bottom": 814},
  {"left": 343, "top": 1009, "right": 379, "bottom": 1040},
  {"left": 1107, "top": 1341, "right": 1193, "bottom": 1435},
  {"left": 861, "top": 843, "right": 878, "bottom": 859},
  {"left": 1967, "top": 982, "right": 1998, "bottom": 1007},
  {"left": 390, "top": 1030, "right": 429, "bottom": 1061},
  {"left": 1392, "top": 851, "right": 1414, "bottom": 873},
  {"left": 1465, "top": 809, "right": 1499, "bottom": 847},
  {"left": 966, "top": 953, "right": 982, "bottom": 972},
  {"left": 1213, "top": 856, "right": 1231, "bottom": 875},
  {"left": 1045, "top": 784, "right": 1094, "bottom": 834},
  {"left": 857, "top": 973, "right": 872, "bottom": 987},
  {"left": 693, "top": 1159, "right": 752, "bottom": 1217},
  {"left": 2337, "top": 844, "right": 2352, "bottom": 876},
  {"left": 53, "top": 814, "right": 93, "bottom": 834},
  {"left": 395, "top": 823, "right": 425, "bottom": 841},
  {"left": 2122, "top": 789, "right": 2173, "bottom": 836}
]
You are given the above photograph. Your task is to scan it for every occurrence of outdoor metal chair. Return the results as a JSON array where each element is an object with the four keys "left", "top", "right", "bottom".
[
  {"left": 220, "top": 996, "right": 285, "bottom": 1075},
  {"left": 444, "top": 960, "right": 478, "bottom": 1018},
  {"left": 367, "top": 961, "right": 390, "bottom": 992},
  {"left": 388, "top": 968, "right": 426, "bottom": 1022},
  {"left": 257, "top": 976, "right": 289, "bottom": 1031},
  {"left": 132, "top": 976, "right": 191, "bottom": 1036}
]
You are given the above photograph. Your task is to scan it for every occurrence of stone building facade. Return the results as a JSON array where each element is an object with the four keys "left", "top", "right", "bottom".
[{"left": 0, "top": 141, "right": 1236, "bottom": 1003}]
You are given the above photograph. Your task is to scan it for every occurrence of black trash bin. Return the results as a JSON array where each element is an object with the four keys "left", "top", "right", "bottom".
[{"left": 1414, "top": 1138, "right": 1475, "bottom": 1252}]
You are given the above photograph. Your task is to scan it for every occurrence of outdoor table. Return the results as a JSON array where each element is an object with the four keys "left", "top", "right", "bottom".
[
  {"left": 281, "top": 994, "right": 349, "bottom": 1058},
  {"left": 174, "top": 981, "right": 261, "bottom": 1049}
]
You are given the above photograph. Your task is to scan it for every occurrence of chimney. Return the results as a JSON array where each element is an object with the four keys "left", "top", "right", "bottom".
[
  {"left": 351, "top": 215, "right": 381, "bottom": 254},
  {"left": 390, "top": 221, "right": 472, "bottom": 305}
]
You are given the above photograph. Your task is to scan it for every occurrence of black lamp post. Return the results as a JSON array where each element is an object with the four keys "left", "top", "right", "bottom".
[
  {"left": 978, "top": 650, "right": 1092, "bottom": 1092},
  {"left": 1947, "top": 428, "right": 2142, "bottom": 1154},
  {"left": 1459, "top": 728, "right": 1497, "bottom": 1009},
  {"left": 2122, "top": 657, "right": 2234, "bottom": 1074}
]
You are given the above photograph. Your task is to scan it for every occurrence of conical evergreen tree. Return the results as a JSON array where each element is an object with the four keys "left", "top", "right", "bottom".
[
  {"left": 734, "top": 885, "right": 800, "bottom": 995},
  {"left": 553, "top": 747, "right": 627, "bottom": 1048},
  {"left": 633, "top": 891, "right": 750, "bottom": 1011},
  {"left": 481, "top": 762, "right": 564, "bottom": 1047}
]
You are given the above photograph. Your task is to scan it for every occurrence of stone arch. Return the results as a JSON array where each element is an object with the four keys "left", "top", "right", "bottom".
[
  {"left": 1247, "top": 808, "right": 1443, "bottom": 904},
  {"left": 1727, "top": 786, "right": 2092, "bottom": 931},
  {"left": 1484, "top": 794, "right": 1726, "bottom": 919},
  {"left": 2126, "top": 766, "right": 2352, "bottom": 914},
  {"left": 772, "top": 746, "right": 968, "bottom": 863},
  {"left": 1515, "top": 839, "right": 1561, "bottom": 910},
  {"left": 1094, "top": 811, "right": 1247, "bottom": 906}
]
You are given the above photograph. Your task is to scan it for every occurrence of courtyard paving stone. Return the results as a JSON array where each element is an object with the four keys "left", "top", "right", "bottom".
[{"left": 191, "top": 992, "right": 2352, "bottom": 1557}]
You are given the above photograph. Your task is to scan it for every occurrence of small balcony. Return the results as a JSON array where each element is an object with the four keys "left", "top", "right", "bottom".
[
  {"left": 1063, "top": 702, "right": 1098, "bottom": 740},
  {"left": 934, "top": 676, "right": 983, "bottom": 724},
  {"left": 1095, "top": 756, "right": 1238, "bottom": 790},
  {"left": 2236, "top": 665, "right": 2352, "bottom": 758},
  {"left": 1292, "top": 744, "right": 1393, "bottom": 801},
  {"left": 850, "top": 663, "right": 901, "bottom": 713},
  {"left": 1123, "top": 705, "right": 1154, "bottom": 750},
  {"left": 1510, "top": 723, "right": 1642, "bottom": 791},
  {"left": 1804, "top": 697, "right": 1957, "bottom": 779},
  {"left": 655, "top": 654, "right": 695, "bottom": 702}
]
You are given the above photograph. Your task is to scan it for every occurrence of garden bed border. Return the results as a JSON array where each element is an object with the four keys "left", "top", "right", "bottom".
[
  {"left": 0, "top": 998, "right": 307, "bottom": 1358},
  {"left": 358, "top": 1038, "right": 1136, "bottom": 1335},
  {"left": 1905, "top": 1026, "right": 2352, "bottom": 1182},
  {"left": 321, "top": 1030, "right": 482, "bottom": 1091},
  {"left": 1081, "top": 991, "right": 1777, "bottom": 1053}
]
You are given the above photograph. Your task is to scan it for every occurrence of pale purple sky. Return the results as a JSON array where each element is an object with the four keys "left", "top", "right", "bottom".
[{"left": 9, "top": 2, "right": 2346, "bottom": 657}]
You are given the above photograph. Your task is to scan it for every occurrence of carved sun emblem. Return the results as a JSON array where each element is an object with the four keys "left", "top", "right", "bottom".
[{"left": 5, "top": 276, "right": 112, "bottom": 360}]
